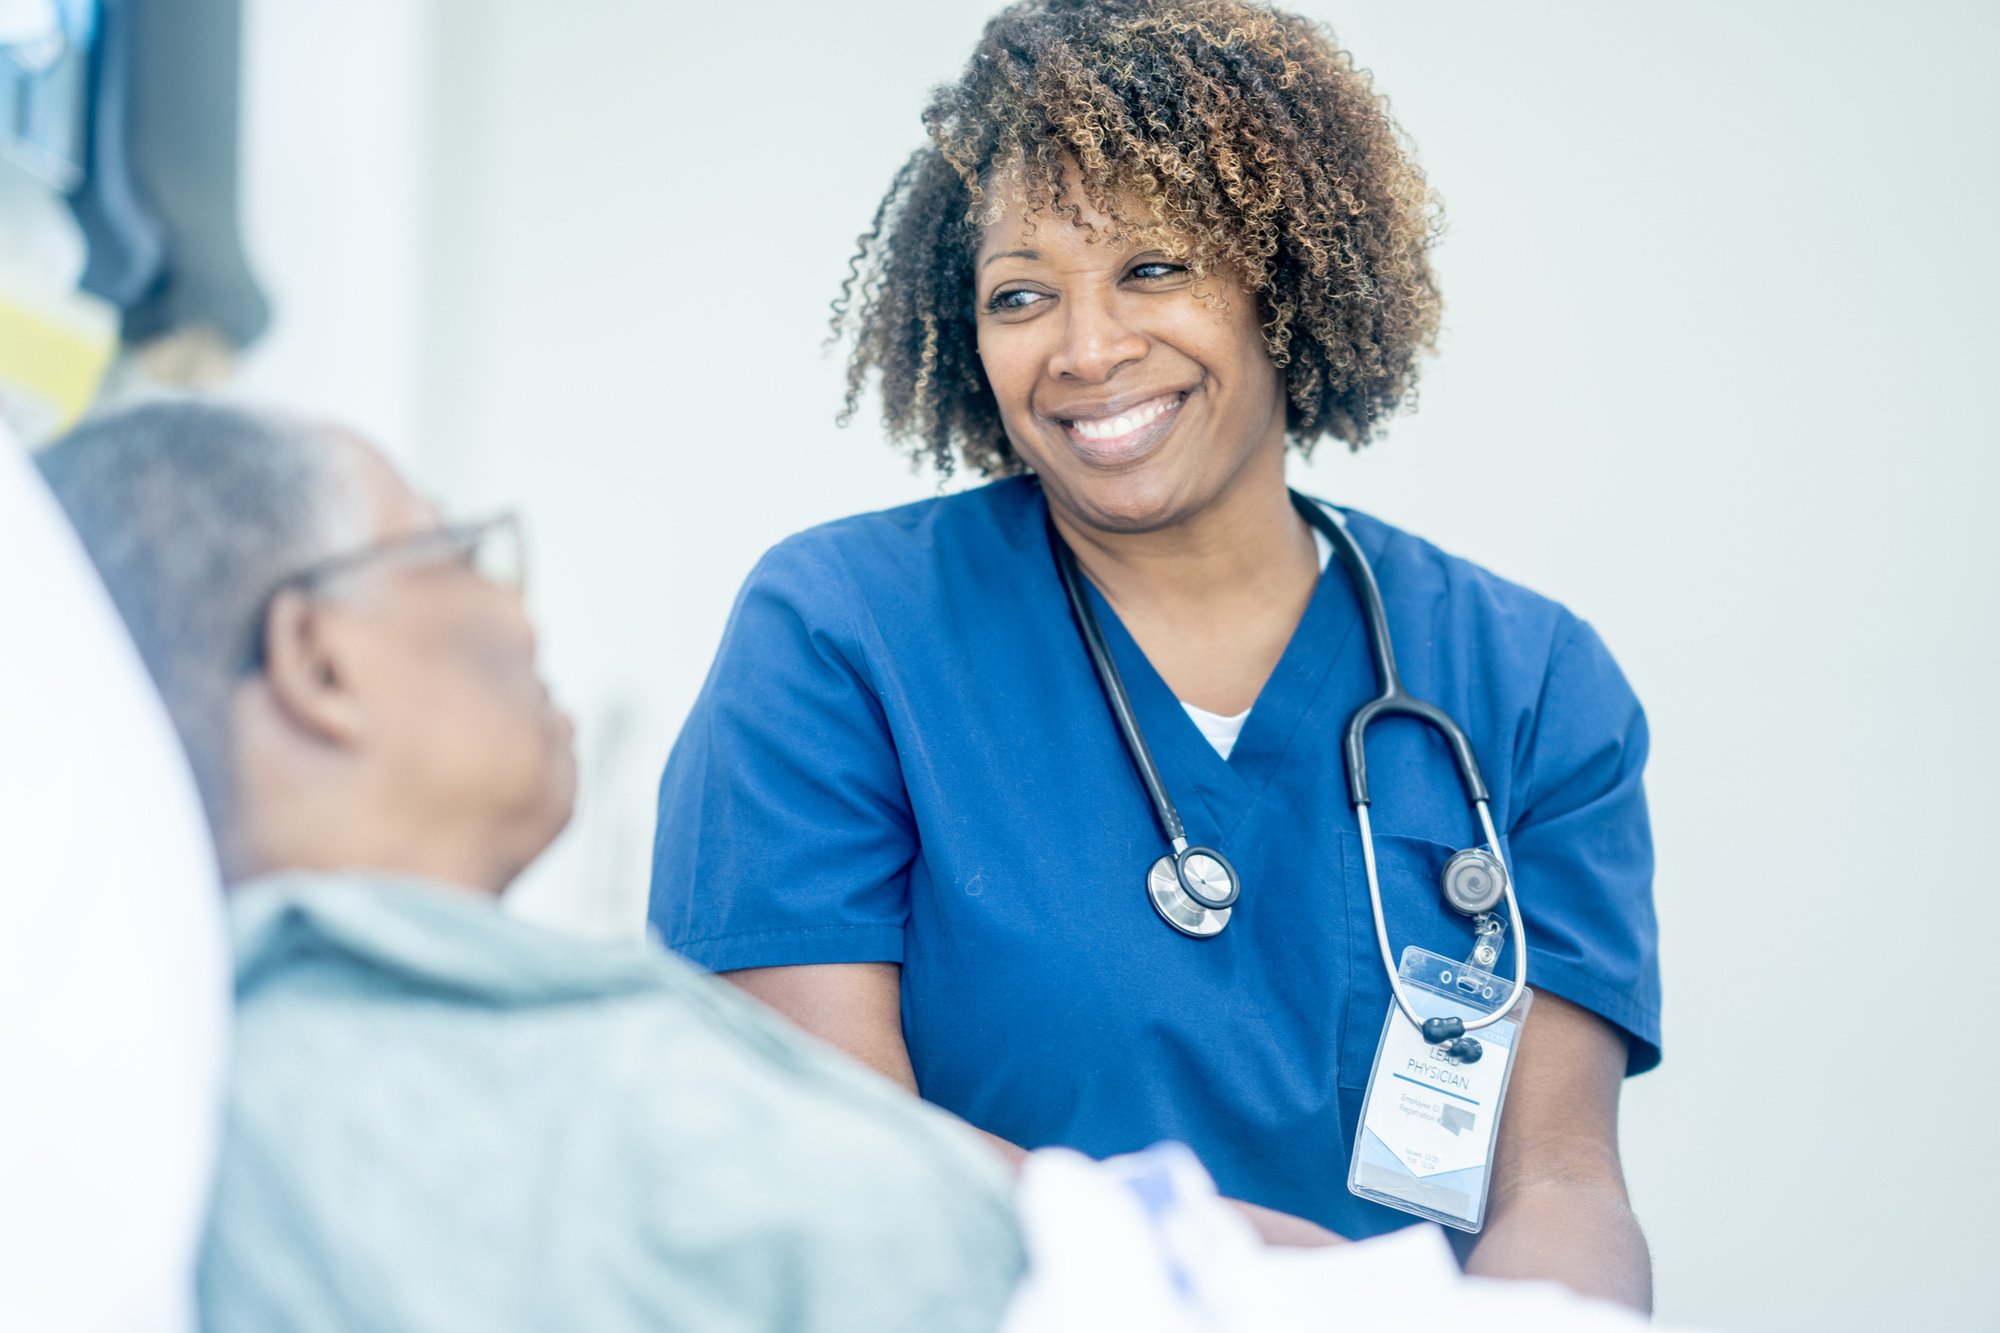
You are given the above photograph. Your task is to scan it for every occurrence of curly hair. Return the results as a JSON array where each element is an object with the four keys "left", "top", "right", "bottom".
[{"left": 832, "top": 0, "right": 1443, "bottom": 478}]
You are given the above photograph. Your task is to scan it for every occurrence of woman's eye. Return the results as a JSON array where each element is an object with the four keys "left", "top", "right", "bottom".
[
  {"left": 1130, "top": 261, "right": 1188, "bottom": 282},
  {"left": 985, "top": 288, "right": 1045, "bottom": 313}
]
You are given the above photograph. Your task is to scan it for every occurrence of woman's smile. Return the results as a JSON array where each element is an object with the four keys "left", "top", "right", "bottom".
[{"left": 1049, "top": 389, "right": 1190, "bottom": 468}]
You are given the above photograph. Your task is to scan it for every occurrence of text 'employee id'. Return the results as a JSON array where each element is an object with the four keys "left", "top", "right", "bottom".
[{"left": 1348, "top": 947, "right": 1531, "bottom": 1232}]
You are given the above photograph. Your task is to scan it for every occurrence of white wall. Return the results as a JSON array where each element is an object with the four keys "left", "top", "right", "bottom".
[
  {"left": 411, "top": 0, "right": 982, "bottom": 932},
  {"left": 1282, "top": 8, "right": 2000, "bottom": 1329},
  {"left": 238, "top": 2, "right": 1999, "bottom": 1327},
  {"left": 233, "top": 0, "right": 434, "bottom": 459}
]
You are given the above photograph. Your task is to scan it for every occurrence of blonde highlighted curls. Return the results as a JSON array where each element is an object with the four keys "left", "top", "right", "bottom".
[{"left": 832, "top": 0, "right": 1443, "bottom": 477}]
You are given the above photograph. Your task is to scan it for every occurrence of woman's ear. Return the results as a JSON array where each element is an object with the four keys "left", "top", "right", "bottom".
[{"left": 256, "top": 587, "right": 367, "bottom": 746}]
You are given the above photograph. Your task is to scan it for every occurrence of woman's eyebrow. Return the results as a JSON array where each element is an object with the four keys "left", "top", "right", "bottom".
[{"left": 979, "top": 249, "right": 1040, "bottom": 270}]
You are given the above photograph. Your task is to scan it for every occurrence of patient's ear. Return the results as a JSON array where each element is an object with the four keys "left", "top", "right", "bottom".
[{"left": 257, "top": 588, "right": 367, "bottom": 745}]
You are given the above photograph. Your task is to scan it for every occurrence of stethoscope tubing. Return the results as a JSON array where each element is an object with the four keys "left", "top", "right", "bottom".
[
  {"left": 1300, "top": 491, "right": 1487, "bottom": 808},
  {"left": 1303, "top": 494, "right": 1528, "bottom": 1030},
  {"left": 1048, "top": 518, "right": 1188, "bottom": 847},
  {"left": 1050, "top": 490, "right": 1529, "bottom": 1031},
  {"left": 1359, "top": 800, "right": 1526, "bottom": 1034}
]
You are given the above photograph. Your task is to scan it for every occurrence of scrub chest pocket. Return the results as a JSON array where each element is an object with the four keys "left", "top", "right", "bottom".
[{"left": 1336, "top": 830, "right": 1510, "bottom": 1093}]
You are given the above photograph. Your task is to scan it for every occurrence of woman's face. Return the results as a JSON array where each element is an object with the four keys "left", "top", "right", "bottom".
[{"left": 974, "top": 182, "right": 1288, "bottom": 535}]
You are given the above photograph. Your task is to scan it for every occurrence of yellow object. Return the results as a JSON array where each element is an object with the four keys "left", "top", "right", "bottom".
[{"left": 0, "top": 289, "right": 116, "bottom": 445}]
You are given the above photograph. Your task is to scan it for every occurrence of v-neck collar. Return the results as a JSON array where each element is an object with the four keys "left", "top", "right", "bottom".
[{"left": 1055, "top": 495, "right": 1378, "bottom": 845}]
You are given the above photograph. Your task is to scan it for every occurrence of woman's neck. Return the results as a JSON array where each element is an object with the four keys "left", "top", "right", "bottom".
[
  {"left": 1050, "top": 467, "right": 1317, "bottom": 619},
  {"left": 1046, "top": 450, "right": 1325, "bottom": 715}
]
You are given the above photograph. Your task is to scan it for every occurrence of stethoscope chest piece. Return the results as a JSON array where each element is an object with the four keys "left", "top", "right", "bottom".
[{"left": 1147, "top": 853, "right": 1233, "bottom": 938}]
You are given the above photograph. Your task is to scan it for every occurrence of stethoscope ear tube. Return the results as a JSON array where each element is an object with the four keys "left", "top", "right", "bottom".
[
  {"left": 1298, "top": 492, "right": 1528, "bottom": 1032},
  {"left": 1048, "top": 517, "right": 1244, "bottom": 933},
  {"left": 1300, "top": 492, "right": 1493, "bottom": 810},
  {"left": 1048, "top": 519, "right": 1188, "bottom": 846},
  {"left": 1344, "top": 696, "right": 1491, "bottom": 808}
]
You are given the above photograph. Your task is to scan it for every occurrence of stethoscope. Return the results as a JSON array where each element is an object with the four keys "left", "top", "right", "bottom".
[{"left": 1050, "top": 490, "right": 1528, "bottom": 1053}]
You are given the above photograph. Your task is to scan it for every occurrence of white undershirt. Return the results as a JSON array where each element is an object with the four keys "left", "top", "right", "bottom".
[{"left": 1179, "top": 520, "right": 1335, "bottom": 760}]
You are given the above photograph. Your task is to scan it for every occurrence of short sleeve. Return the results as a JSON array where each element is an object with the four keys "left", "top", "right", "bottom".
[
  {"left": 1509, "top": 616, "right": 1662, "bottom": 1073},
  {"left": 649, "top": 537, "right": 915, "bottom": 972}
]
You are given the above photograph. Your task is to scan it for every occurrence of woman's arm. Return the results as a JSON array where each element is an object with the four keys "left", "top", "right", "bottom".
[
  {"left": 721, "top": 962, "right": 1344, "bottom": 1247},
  {"left": 1456, "top": 990, "right": 1651, "bottom": 1312},
  {"left": 725, "top": 962, "right": 924, "bottom": 1092}
]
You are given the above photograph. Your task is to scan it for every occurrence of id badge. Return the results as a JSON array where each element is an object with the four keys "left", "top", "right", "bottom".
[{"left": 1347, "top": 946, "right": 1532, "bottom": 1232}]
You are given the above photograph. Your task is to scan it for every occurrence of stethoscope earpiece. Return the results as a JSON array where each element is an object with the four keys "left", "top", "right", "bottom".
[
  {"left": 1418, "top": 1018, "right": 1483, "bottom": 1063},
  {"left": 1421, "top": 1016, "right": 1464, "bottom": 1044}
]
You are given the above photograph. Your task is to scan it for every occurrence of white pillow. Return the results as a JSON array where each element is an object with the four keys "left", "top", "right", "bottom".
[{"left": 0, "top": 426, "right": 229, "bottom": 1332}]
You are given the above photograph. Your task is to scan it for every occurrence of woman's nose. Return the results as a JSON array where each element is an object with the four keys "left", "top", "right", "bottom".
[{"left": 1047, "top": 294, "right": 1148, "bottom": 383}]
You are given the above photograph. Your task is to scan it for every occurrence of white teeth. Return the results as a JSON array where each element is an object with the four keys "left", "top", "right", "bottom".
[{"left": 1068, "top": 395, "right": 1177, "bottom": 441}]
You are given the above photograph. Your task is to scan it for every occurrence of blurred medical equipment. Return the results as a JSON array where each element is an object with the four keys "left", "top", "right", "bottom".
[{"left": 1, "top": 0, "right": 269, "bottom": 443}]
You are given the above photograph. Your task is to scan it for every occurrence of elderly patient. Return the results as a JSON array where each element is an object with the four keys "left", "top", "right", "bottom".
[{"left": 37, "top": 401, "right": 1024, "bottom": 1333}]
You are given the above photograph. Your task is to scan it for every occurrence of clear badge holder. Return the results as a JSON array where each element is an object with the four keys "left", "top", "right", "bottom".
[{"left": 1347, "top": 945, "right": 1532, "bottom": 1232}]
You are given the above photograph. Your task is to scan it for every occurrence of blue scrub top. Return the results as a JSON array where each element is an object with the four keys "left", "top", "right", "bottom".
[{"left": 651, "top": 477, "right": 1660, "bottom": 1238}]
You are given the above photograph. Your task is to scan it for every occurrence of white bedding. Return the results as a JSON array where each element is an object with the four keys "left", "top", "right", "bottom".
[
  {"left": 1005, "top": 1142, "right": 1711, "bottom": 1332},
  {"left": 0, "top": 427, "right": 230, "bottom": 1332}
]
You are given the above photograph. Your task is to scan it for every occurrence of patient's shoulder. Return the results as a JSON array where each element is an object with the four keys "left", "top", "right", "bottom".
[{"left": 212, "top": 874, "right": 1024, "bottom": 1329}]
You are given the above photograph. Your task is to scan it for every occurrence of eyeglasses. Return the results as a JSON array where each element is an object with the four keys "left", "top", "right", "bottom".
[{"left": 242, "top": 512, "right": 525, "bottom": 673}]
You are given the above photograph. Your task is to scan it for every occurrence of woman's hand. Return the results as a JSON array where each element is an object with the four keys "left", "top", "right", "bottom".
[{"left": 1230, "top": 1199, "right": 1348, "bottom": 1248}]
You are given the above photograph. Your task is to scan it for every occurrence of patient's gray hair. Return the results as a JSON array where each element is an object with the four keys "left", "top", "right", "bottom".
[{"left": 35, "top": 399, "right": 371, "bottom": 836}]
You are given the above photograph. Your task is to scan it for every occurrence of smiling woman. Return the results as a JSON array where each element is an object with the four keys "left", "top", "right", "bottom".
[
  {"left": 832, "top": 0, "right": 1442, "bottom": 480},
  {"left": 650, "top": 0, "right": 1661, "bottom": 1310},
  {"left": 972, "top": 187, "right": 1292, "bottom": 539}
]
